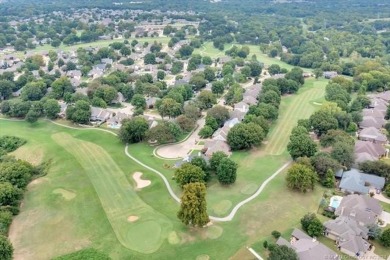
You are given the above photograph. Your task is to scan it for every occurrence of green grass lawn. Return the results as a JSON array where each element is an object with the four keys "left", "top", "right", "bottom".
[{"left": 0, "top": 77, "right": 334, "bottom": 259}]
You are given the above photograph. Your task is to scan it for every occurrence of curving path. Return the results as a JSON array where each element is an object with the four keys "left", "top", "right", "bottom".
[{"left": 0, "top": 118, "right": 291, "bottom": 222}]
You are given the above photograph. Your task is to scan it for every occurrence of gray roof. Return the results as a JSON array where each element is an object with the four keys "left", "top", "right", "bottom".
[
  {"left": 359, "top": 127, "right": 387, "bottom": 143},
  {"left": 278, "top": 229, "right": 339, "bottom": 260},
  {"left": 354, "top": 140, "right": 386, "bottom": 158},
  {"left": 324, "top": 216, "right": 370, "bottom": 254},
  {"left": 339, "top": 168, "right": 385, "bottom": 193},
  {"left": 359, "top": 116, "right": 385, "bottom": 129},
  {"left": 335, "top": 194, "right": 382, "bottom": 225}
]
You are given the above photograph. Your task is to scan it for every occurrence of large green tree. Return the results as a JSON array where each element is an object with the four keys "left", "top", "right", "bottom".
[
  {"left": 287, "top": 126, "right": 317, "bottom": 160},
  {"left": 177, "top": 182, "right": 209, "bottom": 227},
  {"left": 286, "top": 164, "right": 318, "bottom": 192},
  {"left": 216, "top": 157, "right": 238, "bottom": 185},
  {"left": 0, "top": 235, "right": 13, "bottom": 260},
  {"left": 227, "top": 123, "right": 265, "bottom": 150},
  {"left": 173, "top": 163, "right": 205, "bottom": 187},
  {"left": 210, "top": 151, "right": 228, "bottom": 171},
  {"left": 268, "top": 245, "right": 298, "bottom": 260},
  {"left": 118, "top": 117, "right": 149, "bottom": 143}
]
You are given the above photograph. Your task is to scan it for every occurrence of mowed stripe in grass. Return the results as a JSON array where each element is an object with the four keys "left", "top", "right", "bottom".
[
  {"left": 264, "top": 81, "right": 326, "bottom": 155},
  {"left": 52, "top": 132, "right": 172, "bottom": 254}
]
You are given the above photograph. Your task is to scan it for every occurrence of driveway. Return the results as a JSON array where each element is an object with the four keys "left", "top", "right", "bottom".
[
  {"left": 380, "top": 211, "right": 390, "bottom": 226},
  {"left": 155, "top": 117, "right": 205, "bottom": 159}
]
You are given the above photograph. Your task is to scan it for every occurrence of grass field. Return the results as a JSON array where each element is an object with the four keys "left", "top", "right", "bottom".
[{"left": 0, "top": 76, "right": 340, "bottom": 259}]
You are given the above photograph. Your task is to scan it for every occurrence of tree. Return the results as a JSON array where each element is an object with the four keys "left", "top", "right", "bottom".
[
  {"left": 268, "top": 64, "right": 281, "bottom": 75},
  {"left": 207, "top": 105, "right": 229, "bottom": 126},
  {"left": 0, "top": 235, "right": 13, "bottom": 260},
  {"left": 286, "top": 67, "right": 304, "bottom": 85},
  {"left": 190, "top": 157, "right": 210, "bottom": 181},
  {"left": 359, "top": 161, "right": 390, "bottom": 180},
  {"left": 177, "top": 182, "right": 209, "bottom": 227},
  {"left": 259, "top": 90, "right": 281, "bottom": 108},
  {"left": 211, "top": 81, "right": 225, "bottom": 95},
  {"left": 204, "top": 67, "right": 215, "bottom": 82},
  {"left": 157, "top": 70, "right": 165, "bottom": 80},
  {"left": 197, "top": 90, "right": 216, "bottom": 109},
  {"left": 0, "top": 80, "right": 14, "bottom": 100},
  {"left": 25, "top": 108, "right": 40, "bottom": 123},
  {"left": 380, "top": 228, "right": 390, "bottom": 247},
  {"left": 301, "top": 213, "right": 318, "bottom": 232},
  {"left": 174, "top": 163, "right": 205, "bottom": 187},
  {"left": 51, "top": 77, "right": 73, "bottom": 99},
  {"left": 210, "top": 151, "right": 228, "bottom": 172},
  {"left": 286, "top": 164, "right": 318, "bottom": 192},
  {"left": 271, "top": 231, "right": 281, "bottom": 239},
  {"left": 309, "top": 110, "right": 339, "bottom": 136},
  {"left": 248, "top": 61, "right": 262, "bottom": 77},
  {"left": 216, "top": 157, "right": 238, "bottom": 185},
  {"left": 307, "top": 218, "right": 323, "bottom": 237},
  {"left": 190, "top": 75, "right": 207, "bottom": 91},
  {"left": 311, "top": 153, "right": 341, "bottom": 178},
  {"left": 199, "top": 126, "right": 214, "bottom": 138},
  {"left": 131, "top": 94, "right": 146, "bottom": 109},
  {"left": 0, "top": 182, "right": 21, "bottom": 206},
  {"left": 144, "top": 53, "right": 156, "bottom": 64},
  {"left": 21, "top": 81, "right": 46, "bottom": 101},
  {"left": 118, "top": 117, "right": 149, "bottom": 143},
  {"left": 331, "top": 141, "right": 354, "bottom": 169},
  {"left": 66, "top": 100, "right": 91, "bottom": 124},
  {"left": 178, "top": 45, "right": 194, "bottom": 58},
  {"left": 268, "top": 245, "right": 298, "bottom": 260},
  {"left": 0, "top": 210, "right": 12, "bottom": 235},
  {"left": 146, "top": 121, "right": 182, "bottom": 144},
  {"left": 120, "top": 46, "right": 131, "bottom": 56},
  {"left": 367, "top": 224, "right": 382, "bottom": 240},
  {"left": 157, "top": 98, "right": 182, "bottom": 118},
  {"left": 176, "top": 115, "right": 195, "bottom": 132},
  {"left": 44, "top": 99, "right": 61, "bottom": 119},
  {"left": 287, "top": 126, "right": 317, "bottom": 160},
  {"left": 227, "top": 123, "right": 265, "bottom": 150}
]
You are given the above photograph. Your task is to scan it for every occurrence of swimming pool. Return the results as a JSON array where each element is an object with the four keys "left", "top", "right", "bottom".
[{"left": 329, "top": 196, "right": 343, "bottom": 209}]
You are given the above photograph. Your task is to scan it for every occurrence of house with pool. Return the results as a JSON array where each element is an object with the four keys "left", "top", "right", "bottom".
[
  {"left": 324, "top": 194, "right": 382, "bottom": 258},
  {"left": 336, "top": 168, "right": 385, "bottom": 195}
]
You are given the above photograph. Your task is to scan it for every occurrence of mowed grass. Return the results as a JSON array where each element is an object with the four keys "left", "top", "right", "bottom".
[
  {"left": 263, "top": 78, "right": 328, "bottom": 155},
  {"left": 52, "top": 132, "right": 172, "bottom": 254}
]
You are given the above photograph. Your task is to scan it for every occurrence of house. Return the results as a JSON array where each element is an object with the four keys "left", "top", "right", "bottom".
[
  {"left": 335, "top": 194, "right": 382, "bottom": 226},
  {"left": 70, "top": 78, "right": 81, "bottom": 88},
  {"left": 324, "top": 194, "right": 382, "bottom": 257},
  {"left": 276, "top": 228, "right": 339, "bottom": 260},
  {"left": 354, "top": 140, "right": 386, "bottom": 159},
  {"left": 88, "top": 69, "right": 104, "bottom": 79},
  {"left": 93, "top": 64, "right": 106, "bottom": 71},
  {"left": 229, "top": 110, "right": 246, "bottom": 121},
  {"left": 359, "top": 116, "right": 385, "bottom": 129},
  {"left": 234, "top": 102, "right": 249, "bottom": 113},
  {"left": 323, "top": 71, "right": 338, "bottom": 79},
  {"left": 107, "top": 112, "right": 130, "bottom": 128},
  {"left": 90, "top": 107, "right": 112, "bottom": 123},
  {"left": 368, "top": 98, "right": 387, "bottom": 112},
  {"left": 66, "top": 70, "right": 82, "bottom": 79},
  {"left": 358, "top": 127, "right": 387, "bottom": 144},
  {"left": 362, "top": 108, "right": 386, "bottom": 120},
  {"left": 212, "top": 125, "right": 230, "bottom": 142},
  {"left": 146, "top": 97, "right": 160, "bottom": 109},
  {"left": 174, "top": 153, "right": 209, "bottom": 168},
  {"left": 243, "top": 95, "right": 257, "bottom": 106},
  {"left": 204, "top": 140, "right": 231, "bottom": 157},
  {"left": 339, "top": 168, "right": 385, "bottom": 194},
  {"left": 101, "top": 58, "right": 113, "bottom": 65},
  {"left": 375, "top": 91, "right": 390, "bottom": 103},
  {"left": 271, "top": 73, "right": 286, "bottom": 79},
  {"left": 224, "top": 118, "right": 240, "bottom": 128},
  {"left": 58, "top": 101, "right": 68, "bottom": 118},
  {"left": 324, "top": 217, "right": 370, "bottom": 257}
]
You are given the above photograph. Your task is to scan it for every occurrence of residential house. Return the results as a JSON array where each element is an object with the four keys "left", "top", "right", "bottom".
[
  {"left": 243, "top": 95, "right": 257, "bottom": 106},
  {"left": 204, "top": 140, "right": 231, "bottom": 157},
  {"left": 212, "top": 125, "right": 230, "bottom": 142},
  {"left": 58, "top": 101, "right": 68, "bottom": 118},
  {"left": 362, "top": 108, "right": 386, "bottom": 120},
  {"left": 174, "top": 153, "right": 209, "bottom": 168},
  {"left": 323, "top": 71, "right": 338, "bottom": 79},
  {"left": 66, "top": 70, "right": 82, "bottom": 80},
  {"left": 354, "top": 140, "right": 386, "bottom": 160},
  {"left": 70, "top": 78, "right": 81, "bottom": 88},
  {"left": 276, "top": 228, "right": 339, "bottom": 260},
  {"left": 358, "top": 127, "right": 387, "bottom": 144},
  {"left": 229, "top": 110, "right": 246, "bottom": 121},
  {"left": 324, "top": 217, "right": 370, "bottom": 257},
  {"left": 224, "top": 118, "right": 240, "bottom": 128},
  {"left": 90, "top": 107, "right": 112, "bottom": 123},
  {"left": 324, "top": 194, "right": 382, "bottom": 257},
  {"left": 271, "top": 73, "right": 286, "bottom": 79},
  {"left": 146, "top": 97, "right": 160, "bottom": 109},
  {"left": 101, "top": 58, "right": 113, "bottom": 65},
  {"left": 359, "top": 116, "right": 385, "bottom": 129},
  {"left": 338, "top": 168, "right": 385, "bottom": 194},
  {"left": 107, "top": 112, "right": 130, "bottom": 128},
  {"left": 234, "top": 102, "right": 249, "bottom": 113}
]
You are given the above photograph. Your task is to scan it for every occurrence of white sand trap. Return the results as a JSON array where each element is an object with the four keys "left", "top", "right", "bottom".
[
  {"left": 132, "top": 172, "right": 151, "bottom": 189},
  {"left": 127, "top": 215, "right": 139, "bottom": 222}
]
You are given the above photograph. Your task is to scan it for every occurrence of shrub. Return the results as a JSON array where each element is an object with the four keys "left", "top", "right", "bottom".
[{"left": 271, "top": 230, "right": 281, "bottom": 239}]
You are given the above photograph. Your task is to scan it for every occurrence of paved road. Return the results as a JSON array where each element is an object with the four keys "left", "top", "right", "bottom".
[
  {"left": 1, "top": 118, "right": 292, "bottom": 222},
  {"left": 155, "top": 117, "right": 206, "bottom": 159}
]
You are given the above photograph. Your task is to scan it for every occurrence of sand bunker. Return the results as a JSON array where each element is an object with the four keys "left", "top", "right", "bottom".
[
  {"left": 127, "top": 216, "right": 139, "bottom": 222},
  {"left": 132, "top": 172, "right": 151, "bottom": 189}
]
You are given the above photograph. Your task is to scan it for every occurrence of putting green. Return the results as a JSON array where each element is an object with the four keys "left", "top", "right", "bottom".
[
  {"left": 52, "top": 132, "right": 171, "bottom": 253},
  {"left": 240, "top": 184, "right": 258, "bottom": 195},
  {"left": 53, "top": 188, "right": 76, "bottom": 200},
  {"left": 126, "top": 221, "right": 162, "bottom": 252},
  {"left": 196, "top": 255, "right": 210, "bottom": 260},
  {"left": 212, "top": 200, "right": 232, "bottom": 215},
  {"left": 206, "top": 225, "right": 223, "bottom": 239}
]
